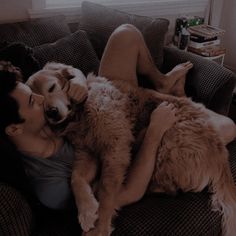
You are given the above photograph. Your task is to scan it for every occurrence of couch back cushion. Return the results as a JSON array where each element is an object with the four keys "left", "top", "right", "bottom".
[
  {"left": 0, "top": 16, "right": 71, "bottom": 47},
  {"left": 79, "top": 1, "right": 169, "bottom": 69},
  {"left": 33, "top": 30, "right": 100, "bottom": 75}
]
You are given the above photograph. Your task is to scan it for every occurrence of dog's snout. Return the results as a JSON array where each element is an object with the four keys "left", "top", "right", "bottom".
[{"left": 46, "top": 107, "right": 61, "bottom": 121}]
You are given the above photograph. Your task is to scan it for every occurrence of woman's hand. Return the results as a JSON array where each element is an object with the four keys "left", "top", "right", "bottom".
[
  {"left": 149, "top": 101, "right": 178, "bottom": 136},
  {"left": 63, "top": 77, "right": 88, "bottom": 103}
]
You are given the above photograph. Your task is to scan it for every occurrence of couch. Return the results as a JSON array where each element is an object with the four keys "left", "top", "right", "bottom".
[{"left": 0, "top": 1, "right": 236, "bottom": 235}]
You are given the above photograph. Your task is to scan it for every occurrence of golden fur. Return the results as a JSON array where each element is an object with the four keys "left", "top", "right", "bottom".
[{"left": 27, "top": 62, "right": 236, "bottom": 236}]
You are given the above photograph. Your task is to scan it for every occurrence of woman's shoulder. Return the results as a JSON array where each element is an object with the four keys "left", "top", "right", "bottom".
[{"left": 21, "top": 138, "right": 75, "bottom": 178}]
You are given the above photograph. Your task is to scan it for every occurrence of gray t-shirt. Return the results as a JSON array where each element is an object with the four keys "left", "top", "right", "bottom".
[{"left": 22, "top": 138, "right": 76, "bottom": 209}]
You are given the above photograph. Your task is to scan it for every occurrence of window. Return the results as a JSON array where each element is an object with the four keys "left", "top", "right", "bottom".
[
  {"left": 30, "top": 0, "right": 209, "bottom": 22},
  {"left": 33, "top": 0, "right": 204, "bottom": 10},
  {"left": 46, "top": 0, "right": 110, "bottom": 8},
  {"left": 32, "top": 0, "right": 164, "bottom": 10}
]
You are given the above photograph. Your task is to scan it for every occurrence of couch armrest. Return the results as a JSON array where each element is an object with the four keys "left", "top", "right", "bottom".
[
  {"left": 163, "top": 47, "right": 236, "bottom": 115},
  {"left": 0, "top": 183, "right": 33, "bottom": 236},
  {"left": 0, "top": 182, "right": 81, "bottom": 236}
]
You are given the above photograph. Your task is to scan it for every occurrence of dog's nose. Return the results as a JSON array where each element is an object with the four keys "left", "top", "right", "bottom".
[{"left": 46, "top": 107, "right": 61, "bottom": 121}]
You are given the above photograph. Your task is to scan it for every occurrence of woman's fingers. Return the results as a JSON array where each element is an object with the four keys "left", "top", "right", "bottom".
[{"left": 160, "top": 101, "right": 175, "bottom": 110}]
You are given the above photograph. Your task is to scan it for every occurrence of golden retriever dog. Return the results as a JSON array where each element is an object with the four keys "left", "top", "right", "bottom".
[{"left": 26, "top": 62, "right": 236, "bottom": 236}]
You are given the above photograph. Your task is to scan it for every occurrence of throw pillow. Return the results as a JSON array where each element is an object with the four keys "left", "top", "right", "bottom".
[
  {"left": 33, "top": 30, "right": 100, "bottom": 76},
  {"left": 0, "top": 15, "right": 71, "bottom": 47},
  {"left": 79, "top": 1, "right": 169, "bottom": 69}
]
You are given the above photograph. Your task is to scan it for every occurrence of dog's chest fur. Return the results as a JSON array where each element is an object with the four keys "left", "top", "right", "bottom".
[{"left": 62, "top": 76, "right": 144, "bottom": 153}]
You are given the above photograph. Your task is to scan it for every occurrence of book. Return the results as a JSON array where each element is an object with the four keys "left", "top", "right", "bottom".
[
  {"left": 188, "top": 45, "right": 226, "bottom": 57},
  {"left": 189, "top": 38, "right": 220, "bottom": 49},
  {"left": 188, "top": 24, "right": 225, "bottom": 39},
  {"left": 190, "top": 35, "right": 218, "bottom": 43}
]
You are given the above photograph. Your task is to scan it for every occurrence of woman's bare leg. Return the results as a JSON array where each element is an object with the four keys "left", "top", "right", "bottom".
[{"left": 99, "top": 24, "right": 193, "bottom": 95}]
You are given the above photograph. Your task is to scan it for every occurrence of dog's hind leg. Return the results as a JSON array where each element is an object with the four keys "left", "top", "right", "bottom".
[{"left": 71, "top": 150, "right": 99, "bottom": 233}]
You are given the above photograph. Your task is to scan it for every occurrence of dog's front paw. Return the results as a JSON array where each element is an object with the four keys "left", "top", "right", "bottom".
[{"left": 78, "top": 198, "right": 99, "bottom": 232}]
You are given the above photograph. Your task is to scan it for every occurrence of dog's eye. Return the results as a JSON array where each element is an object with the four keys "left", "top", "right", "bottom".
[{"left": 48, "top": 84, "right": 56, "bottom": 93}]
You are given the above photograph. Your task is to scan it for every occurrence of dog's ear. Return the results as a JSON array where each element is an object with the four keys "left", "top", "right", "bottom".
[
  {"left": 55, "top": 68, "right": 75, "bottom": 89},
  {"left": 43, "top": 62, "right": 87, "bottom": 89},
  {"left": 60, "top": 68, "right": 75, "bottom": 80},
  {"left": 44, "top": 62, "right": 75, "bottom": 84}
]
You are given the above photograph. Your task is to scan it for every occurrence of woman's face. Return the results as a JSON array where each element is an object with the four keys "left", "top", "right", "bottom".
[{"left": 10, "top": 82, "right": 46, "bottom": 134}]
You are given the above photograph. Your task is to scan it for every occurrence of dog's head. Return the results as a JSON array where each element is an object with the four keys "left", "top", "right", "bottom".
[{"left": 26, "top": 62, "right": 86, "bottom": 125}]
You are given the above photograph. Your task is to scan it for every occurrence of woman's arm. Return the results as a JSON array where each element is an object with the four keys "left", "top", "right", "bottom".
[{"left": 116, "top": 101, "right": 178, "bottom": 208}]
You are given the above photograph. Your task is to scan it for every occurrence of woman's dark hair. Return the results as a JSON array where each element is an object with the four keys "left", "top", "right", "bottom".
[
  {"left": 0, "top": 42, "right": 40, "bottom": 81},
  {"left": 0, "top": 62, "right": 35, "bottom": 203},
  {"left": 0, "top": 61, "right": 25, "bottom": 138}
]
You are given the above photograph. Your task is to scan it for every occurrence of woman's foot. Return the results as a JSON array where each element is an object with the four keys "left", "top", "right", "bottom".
[{"left": 158, "top": 61, "right": 193, "bottom": 95}]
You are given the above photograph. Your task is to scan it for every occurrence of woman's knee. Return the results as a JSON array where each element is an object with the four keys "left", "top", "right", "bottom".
[
  {"left": 115, "top": 24, "right": 139, "bottom": 33},
  {"left": 110, "top": 24, "right": 143, "bottom": 45}
]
